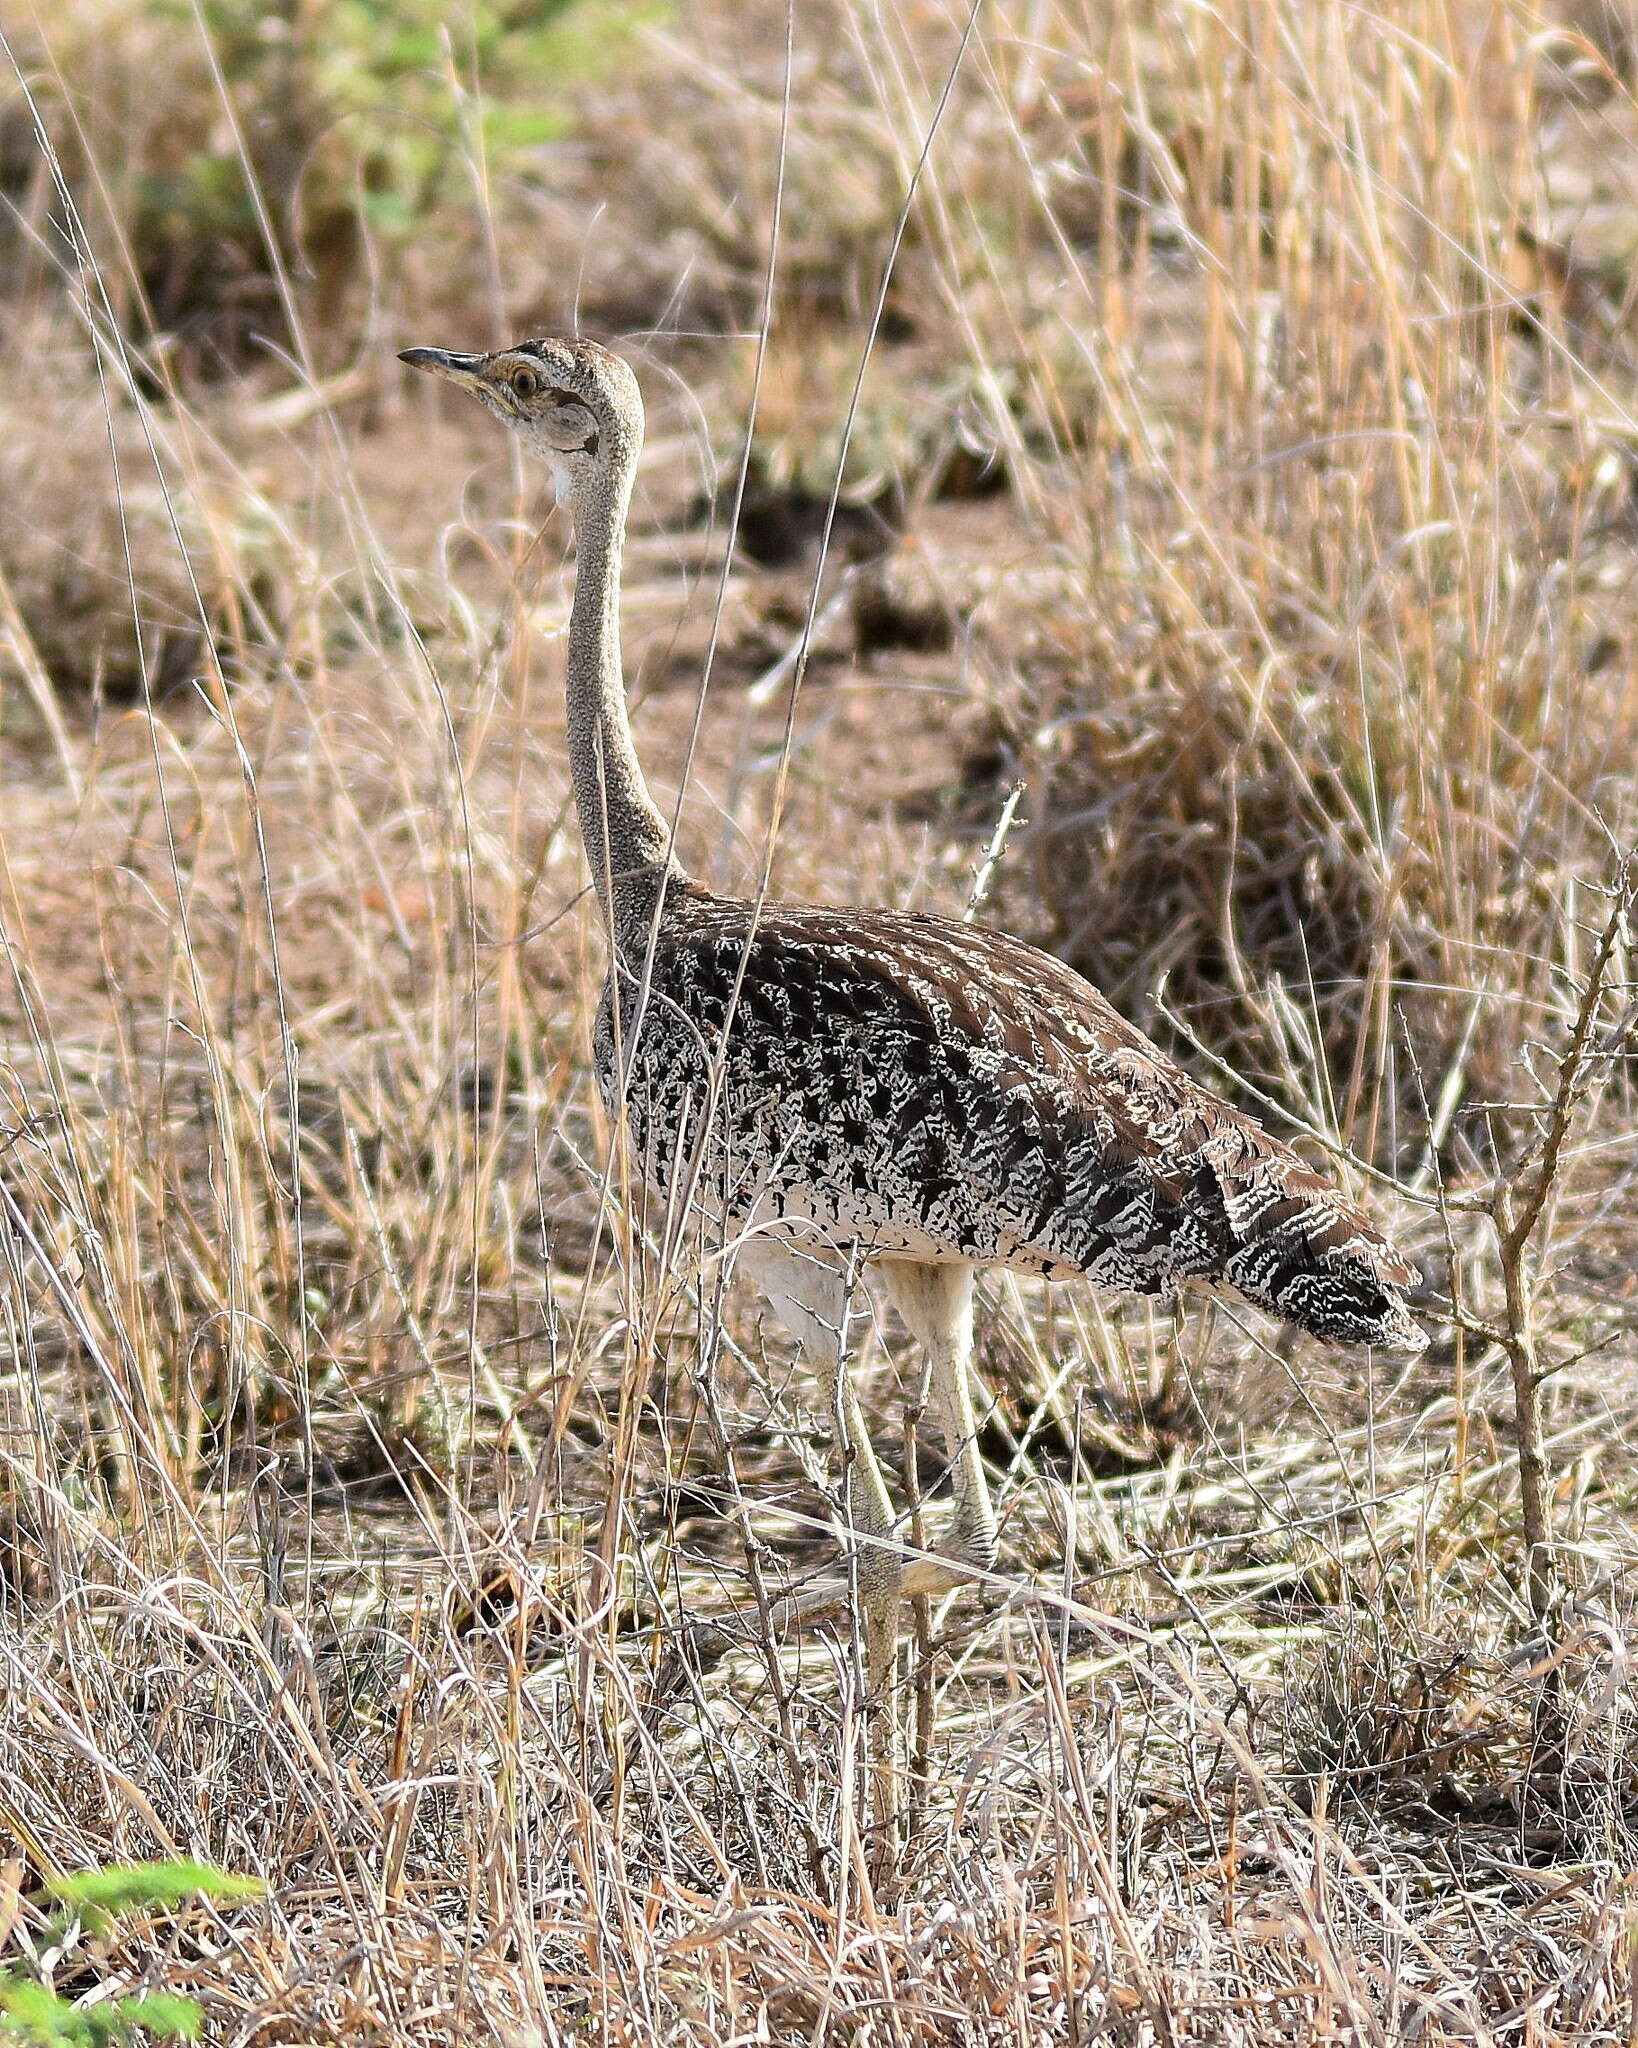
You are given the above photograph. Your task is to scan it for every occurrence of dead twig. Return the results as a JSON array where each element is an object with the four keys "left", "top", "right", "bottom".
[{"left": 1491, "top": 849, "right": 1636, "bottom": 1619}]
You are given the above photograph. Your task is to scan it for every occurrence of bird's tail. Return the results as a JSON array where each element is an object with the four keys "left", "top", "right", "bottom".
[{"left": 1194, "top": 1136, "right": 1428, "bottom": 1352}]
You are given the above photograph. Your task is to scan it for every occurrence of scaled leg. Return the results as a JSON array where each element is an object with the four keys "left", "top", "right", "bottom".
[
  {"left": 736, "top": 1235, "right": 905, "bottom": 1695},
  {"left": 880, "top": 1260, "right": 998, "bottom": 1599}
]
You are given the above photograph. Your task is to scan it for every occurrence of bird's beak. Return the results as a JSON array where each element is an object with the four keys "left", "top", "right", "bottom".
[{"left": 398, "top": 346, "right": 488, "bottom": 393}]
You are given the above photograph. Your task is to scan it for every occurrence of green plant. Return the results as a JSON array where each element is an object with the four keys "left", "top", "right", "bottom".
[
  {"left": 0, "top": 1862, "right": 264, "bottom": 2046},
  {"left": 21, "top": 0, "right": 659, "bottom": 362}
]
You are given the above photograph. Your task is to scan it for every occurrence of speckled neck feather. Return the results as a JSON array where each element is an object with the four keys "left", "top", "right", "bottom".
[{"left": 562, "top": 413, "right": 677, "bottom": 932}]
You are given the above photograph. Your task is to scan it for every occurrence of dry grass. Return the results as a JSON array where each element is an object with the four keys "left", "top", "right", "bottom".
[{"left": 0, "top": 0, "right": 1636, "bottom": 2039}]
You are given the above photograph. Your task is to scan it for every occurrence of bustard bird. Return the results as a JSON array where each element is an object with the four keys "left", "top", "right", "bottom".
[{"left": 402, "top": 335, "right": 1427, "bottom": 1698}]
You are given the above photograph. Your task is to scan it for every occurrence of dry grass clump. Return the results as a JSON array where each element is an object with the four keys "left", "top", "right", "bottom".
[
  {"left": 0, "top": 0, "right": 1634, "bottom": 2040},
  {"left": 1, "top": 0, "right": 653, "bottom": 372},
  {"left": 0, "top": 317, "right": 269, "bottom": 712},
  {"left": 937, "top": 6, "right": 1638, "bottom": 1165}
]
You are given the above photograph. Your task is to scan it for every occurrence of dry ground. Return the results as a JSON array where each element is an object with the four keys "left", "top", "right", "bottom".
[{"left": 0, "top": 1, "right": 1637, "bottom": 2040}]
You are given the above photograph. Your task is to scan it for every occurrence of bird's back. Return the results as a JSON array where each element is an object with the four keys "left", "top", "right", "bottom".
[{"left": 597, "top": 881, "right": 1423, "bottom": 1350}]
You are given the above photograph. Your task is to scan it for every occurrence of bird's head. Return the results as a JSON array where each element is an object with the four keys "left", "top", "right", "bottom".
[{"left": 397, "top": 335, "right": 643, "bottom": 507}]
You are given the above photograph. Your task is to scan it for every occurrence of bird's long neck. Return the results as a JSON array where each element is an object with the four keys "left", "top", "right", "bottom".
[{"left": 565, "top": 459, "right": 678, "bottom": 937}]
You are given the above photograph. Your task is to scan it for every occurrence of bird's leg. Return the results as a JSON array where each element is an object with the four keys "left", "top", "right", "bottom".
[
  {"left": 734, "top": 1237, "right": 905, "bottom": 1845},
  {"left": 810, "top": 1318, "right": 905, "bottom": 1699},
  {"left": 820, "top": 1348, "right": 903, "bottom": 1873},
  {"left": 881, "top": 1262, "right": 999, "bottom": 1600},
  {"left": 736, "top": 1240, "right": 903, "bottom": 1656}
]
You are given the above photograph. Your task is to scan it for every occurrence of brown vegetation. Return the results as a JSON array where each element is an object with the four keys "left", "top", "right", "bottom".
[{"left": 0, "top": 0, "right": 1635, "bottom": 2038}]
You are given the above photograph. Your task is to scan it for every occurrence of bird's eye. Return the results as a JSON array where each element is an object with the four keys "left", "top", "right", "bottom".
[{"left": 510, "top": 366, "right": 540, "bottom": 399}]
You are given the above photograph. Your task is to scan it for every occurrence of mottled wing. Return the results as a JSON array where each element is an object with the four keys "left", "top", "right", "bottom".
[{"left": 613, "top": 888, "right": 1423, "bottom": 1350}]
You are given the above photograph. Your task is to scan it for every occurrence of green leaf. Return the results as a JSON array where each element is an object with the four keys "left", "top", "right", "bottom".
[
  {"left": 49, "top": 1862, "right": 265, "bottom": 1934},
  {"left": 0, "top": 1977, "right": 81, "bottom": 2044},
  {"left": 107, "top": 1994, "right": 201, "bottom": 2041},
  {"left": 0, "top": 1977, "right": 205, "bottom": 2044}
]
